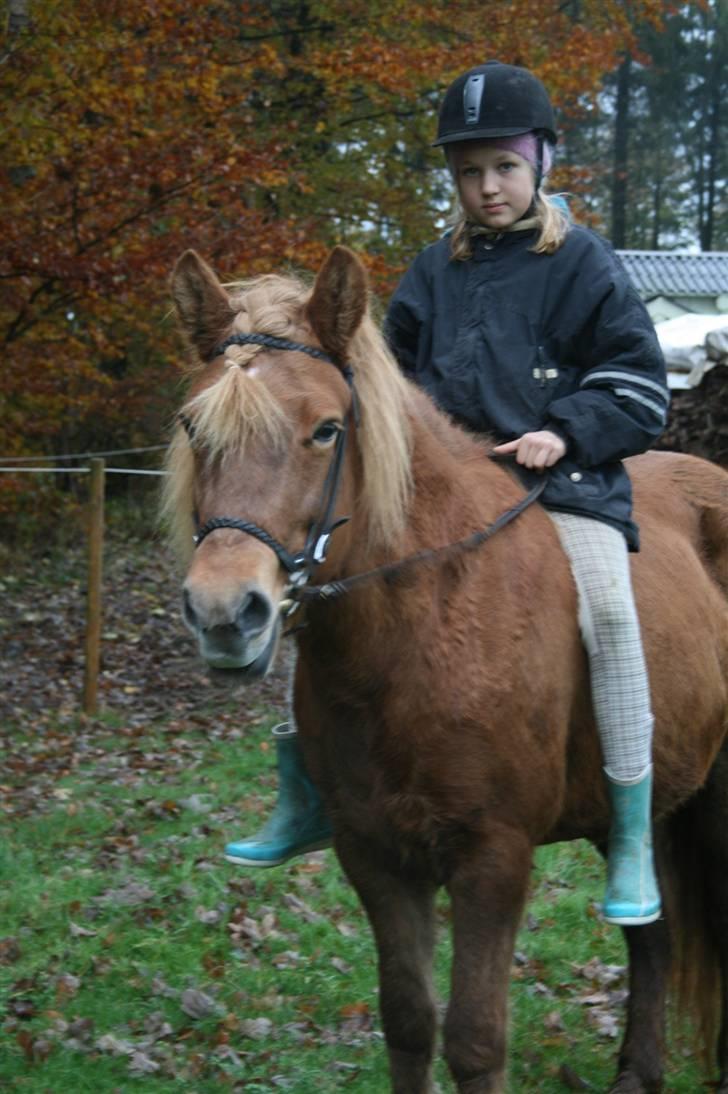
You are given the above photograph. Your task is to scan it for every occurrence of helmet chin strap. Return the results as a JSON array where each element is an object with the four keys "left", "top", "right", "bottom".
[{"left": 534, "top": 132, "right": 544, "bottom": 191}]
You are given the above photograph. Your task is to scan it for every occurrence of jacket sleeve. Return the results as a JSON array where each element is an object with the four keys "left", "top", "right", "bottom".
[
  {"left": 544, "top": 238, "right": 670, "bottom": 467},
  {"left": 384, "top": 251, "right": 432, "bottom": 379}
]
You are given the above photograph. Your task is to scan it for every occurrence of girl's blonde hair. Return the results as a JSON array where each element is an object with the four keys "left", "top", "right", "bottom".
[{"left": 448, "top": 190, "right": 570, "bottom": 259}]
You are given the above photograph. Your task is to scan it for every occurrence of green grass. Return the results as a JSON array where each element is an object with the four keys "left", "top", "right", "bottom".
[{"left": 0, "top": 712, "right": 708, "bottom": 1092}]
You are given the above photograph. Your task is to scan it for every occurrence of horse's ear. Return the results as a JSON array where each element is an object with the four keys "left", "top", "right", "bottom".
[
  {"left": 170, "top": 250, "right": 236, "bottom": 361},
  {"left": 306, "top": 246, "right": 368, "bottom": 361}
]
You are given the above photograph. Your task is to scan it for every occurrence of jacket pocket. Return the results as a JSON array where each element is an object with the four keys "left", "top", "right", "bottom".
[{"left": 530, "top": 345, "right": 564, "bottom": 408}]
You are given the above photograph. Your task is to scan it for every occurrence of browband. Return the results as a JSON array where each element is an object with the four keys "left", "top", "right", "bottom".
[{"left": 213, "top": 333, "right": 337, "bottom": 365}]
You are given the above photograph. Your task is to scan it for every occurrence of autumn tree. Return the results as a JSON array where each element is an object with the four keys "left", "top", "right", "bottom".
[{"left": 0, "top": 0, "right": 667, "bottom": 524}]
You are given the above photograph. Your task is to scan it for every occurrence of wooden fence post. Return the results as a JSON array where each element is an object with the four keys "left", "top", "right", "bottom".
[{"left": 83, "top": 457, "right": 105, "bottom": 715}]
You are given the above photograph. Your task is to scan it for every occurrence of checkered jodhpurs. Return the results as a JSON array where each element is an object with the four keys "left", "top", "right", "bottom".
[{"left": 549, "top": 511, "right": 653, "bottom": 782}]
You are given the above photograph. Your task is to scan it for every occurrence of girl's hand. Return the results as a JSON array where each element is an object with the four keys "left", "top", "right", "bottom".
[{"left": 492, "top": 430, "right": 567, "bottom": 470}]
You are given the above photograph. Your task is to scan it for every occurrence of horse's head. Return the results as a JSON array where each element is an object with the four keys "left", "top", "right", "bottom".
[{"left": 163, "top": 247, "right": 412, "bottom": 679}]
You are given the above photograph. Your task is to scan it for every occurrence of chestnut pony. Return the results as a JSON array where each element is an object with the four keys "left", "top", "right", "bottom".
[{"left": 164, "top": 246, "right": 728, "bottom": 1094}]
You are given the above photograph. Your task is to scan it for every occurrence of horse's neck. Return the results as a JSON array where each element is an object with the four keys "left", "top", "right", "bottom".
[
  {"left": 404, "top": 394, "right": 517, "bottom": 540},
  {"left": 323, "top": 392, "right": 523, "bottom": 612}
]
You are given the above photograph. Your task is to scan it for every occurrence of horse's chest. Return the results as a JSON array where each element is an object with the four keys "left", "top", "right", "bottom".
[{"left": 322, "top": 714, "right": 489, "bottom": 858}]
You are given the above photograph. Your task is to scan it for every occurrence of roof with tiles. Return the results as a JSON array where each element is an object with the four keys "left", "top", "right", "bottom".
[{"left": 616, "top": 250, "right": 728, "bottom": 296}]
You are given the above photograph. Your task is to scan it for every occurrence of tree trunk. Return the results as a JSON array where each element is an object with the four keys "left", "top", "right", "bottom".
[
  {"left": 650, "top": 174, "right": 661, "bottom": 250},
  {"left": 610, "top": 53, "right": 632, "bottom": 248},
  {"left": 700, "top": 64, "right": 721, "bottom": 251}
]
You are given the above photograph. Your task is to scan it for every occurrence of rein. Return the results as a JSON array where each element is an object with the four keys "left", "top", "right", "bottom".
[
  {"left": 181, "top": 331, "right": 547, "bottom": 606},
  {"left": 292, "top": 474, "right": 546, "bottom": 604}
]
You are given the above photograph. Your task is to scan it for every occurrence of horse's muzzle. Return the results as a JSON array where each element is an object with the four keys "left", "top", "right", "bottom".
[{"left": 182, "top": 582, "right": 280, "bottom": 677}]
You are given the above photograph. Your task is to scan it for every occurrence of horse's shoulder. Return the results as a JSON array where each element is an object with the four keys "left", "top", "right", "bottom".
[{"left": 410, "top": 387, "right": 489, "bottom": 461}]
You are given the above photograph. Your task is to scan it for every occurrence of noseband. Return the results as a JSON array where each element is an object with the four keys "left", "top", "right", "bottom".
[
  {"left": 181, "top": 331, "right": 547, "bottom": 608},
  {"left": 182, "top": 333, "right": 358, "bottom": 589}
]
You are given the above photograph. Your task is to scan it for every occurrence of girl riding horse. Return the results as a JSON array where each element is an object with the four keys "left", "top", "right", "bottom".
[{"left": 224, "top": 61, "right": 669, "bottom": 930}]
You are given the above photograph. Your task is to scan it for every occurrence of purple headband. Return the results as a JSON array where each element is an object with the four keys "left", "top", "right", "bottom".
[{"left": 484, "top": 133, "right": 553, "bottom": 177}]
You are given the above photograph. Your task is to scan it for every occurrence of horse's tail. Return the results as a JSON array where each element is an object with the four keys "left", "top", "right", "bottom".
[
  {"left": 653, "top": 453, "right": 728, "bottom": 1068},
  {"left": 662, "top": 753, "right": 727, "bottom": 1070}
]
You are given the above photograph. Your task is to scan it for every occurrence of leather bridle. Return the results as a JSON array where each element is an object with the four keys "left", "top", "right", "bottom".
[{"left": 181, "top": 333, "right": 357, "bottom": 590}]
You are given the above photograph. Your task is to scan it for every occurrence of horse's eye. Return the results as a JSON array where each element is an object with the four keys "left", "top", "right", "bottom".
[
  {"left": 311, "top": 420, "right": 341, "bottom": 445},
  {"left": 178, "top": 413, "right": 197, "bottom": 444}
]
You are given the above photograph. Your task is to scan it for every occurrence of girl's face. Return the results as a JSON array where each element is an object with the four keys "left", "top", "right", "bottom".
[{"left": 451, "top": 142, "right": 535, "bottom": 229}]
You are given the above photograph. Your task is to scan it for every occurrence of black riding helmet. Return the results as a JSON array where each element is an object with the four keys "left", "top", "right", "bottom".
[{"left": 433, "top": 61, "right": 557, "bottom": 147}]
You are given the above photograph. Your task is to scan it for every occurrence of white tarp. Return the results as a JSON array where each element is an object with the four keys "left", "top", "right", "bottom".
[{"left": 655, "top": 314, "right": 728, "bottom": 389}]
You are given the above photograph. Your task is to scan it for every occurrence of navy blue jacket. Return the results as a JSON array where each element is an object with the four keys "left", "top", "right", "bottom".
[{"left": 384, "top": 225, "right": 669, "bottom": 549}]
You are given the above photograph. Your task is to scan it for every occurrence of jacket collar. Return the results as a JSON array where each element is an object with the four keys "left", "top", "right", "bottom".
[{"left": 468, "top": 214, "right": 540, "bottom": 242}]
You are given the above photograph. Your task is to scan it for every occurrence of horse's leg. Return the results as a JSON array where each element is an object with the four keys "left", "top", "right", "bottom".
[
  {"left": 658, "top": 744, "right": 728, "bottom": 1092},
  {"left": 613, "top": 739, "right": 728, "bottom": 1094},
  {"left": 712, "top": 863, "right": 728, "bottom": 1094},
  {"left": 694, "top": 747, "right": 728, "bottom": 1092},
  {"left": 589, "top": 834, "right": 670, "bottom": 1094},
  {"left": 336, "top": 835, "right": 438, "bottom": 1094},
  {"left": 443, "top": 825, "right": 532, "bottom": 1094},
  {"left": 714, "top": 915, "right": 728, "bottom": 1093},
  {"left": 609, "top": 918, "right": 670, "bottom": 1093}
]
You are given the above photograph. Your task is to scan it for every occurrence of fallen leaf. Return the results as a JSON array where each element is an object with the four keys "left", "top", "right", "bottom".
[
  {"left": 282, "top": 892, "right": 324, "bottom": 923},
  {"left": 338, "top": 1001, "right": 372, "bottom": 1033},
  {"left": 273, "top": 950, "right": 300, "bottom": 969},
  {"left": 128, "top": 1050, "right": 161, "bottom": 1075},
  {"left": 95, "top": 1032, "right": 135, "bottom": 1055},
  {"left": 194, "top": 905, "right": 221, "bottom": 925},
  {"left": 178, "top": 793, "right": 213, "bottom": 814},
  {"left": 180, "top": 987, "right": 221, "bottom": 1019},
  {"left": 10, "top": 998, "right": 36, "bottom": 1019},
  {"left": 69, "top": 921, "right": 98, "bottom": 938},
  {"left": 331, "top": 957, "right": 352, "bottom": 975},
  {"left": 558, "top": 1062, "right": 593, "bottom": 1089},
  {"left": 543, "top": 1009, "right": 566, "bottom": 1033},
  {"left": 240, "top": 1016, "right": 274, "bottom": 1040},
  {"left": 67, "top": 1017, "right": 95, "bottom": 1041},
  {"left": 0, "top": 937, "right": 21, "bottom": 964},
  {"left": 587, "top": 1008, "right": 621, "bottom": 1039},
  {"left": 98, "top": 881, "right": 156, "bottom": 906},
  {"left": 31, "top": 1038, "right": 53, "bottom": 1062}
]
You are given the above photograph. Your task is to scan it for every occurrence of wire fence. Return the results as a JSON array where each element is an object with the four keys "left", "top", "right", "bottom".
[
  {"left": 0, "top": 467, "right": 168, "bottom": 475},
  {"left": 2, "top": 451, "right": 169, "bottom": 714},
  {"left": 0, "top": 443, "right": 169, "bottom": 476},
  {"left": 0, "top": 444, "right": 167, "bottom": 464}
]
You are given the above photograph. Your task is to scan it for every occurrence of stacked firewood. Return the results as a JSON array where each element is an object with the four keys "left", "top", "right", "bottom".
[{"left": 655, "top": 365, "right": 728, "bottom": 467}]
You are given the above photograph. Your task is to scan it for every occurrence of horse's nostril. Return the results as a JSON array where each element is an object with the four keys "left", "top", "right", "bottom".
[
  {"left": 182, "top": 587, "right": 197, "bottom": 629},
  {"left": 238, "top": 589, "right": 272, "bottom": 636},
  {"left": 182, "top": 585, "right": 273, "bottom": 640}
]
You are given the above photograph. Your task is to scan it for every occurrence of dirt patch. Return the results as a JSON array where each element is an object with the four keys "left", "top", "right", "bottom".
[{"left": 0, "top": 531, "right": 292, "bottom": 727}]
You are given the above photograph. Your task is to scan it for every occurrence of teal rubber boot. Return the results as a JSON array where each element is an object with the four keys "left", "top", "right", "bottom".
[
  {"left": 602, "top": 765, "right": 661, "bottom": 926},
  {"left": 225, "top": 723, "right": 332, "bottom": 868}
]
